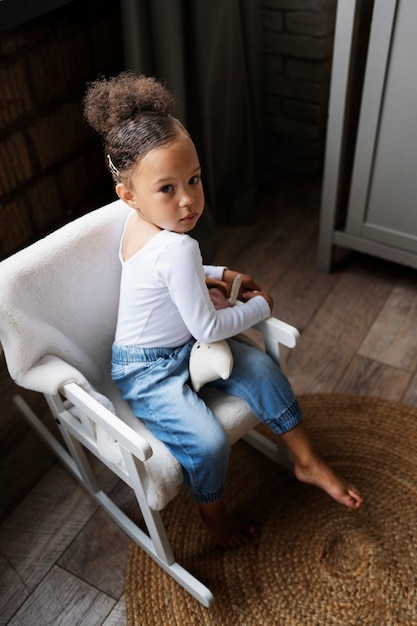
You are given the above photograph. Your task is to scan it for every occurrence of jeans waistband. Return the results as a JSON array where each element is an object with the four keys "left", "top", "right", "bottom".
[{"left": 112, "top": 341, "right": 191, "bottom": 363}]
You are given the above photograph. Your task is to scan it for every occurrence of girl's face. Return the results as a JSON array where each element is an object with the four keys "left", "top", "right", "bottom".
[{"left": 117, "top": 133, "right": 204, "bottom": 234}]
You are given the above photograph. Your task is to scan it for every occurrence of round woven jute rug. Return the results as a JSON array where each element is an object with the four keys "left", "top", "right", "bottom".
[{"left": 124, "top": 394, "right": 417, "bottom": 625}]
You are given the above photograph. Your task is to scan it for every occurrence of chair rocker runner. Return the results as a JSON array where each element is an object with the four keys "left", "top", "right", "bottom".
[{"left": 0, "top": 200, "right": 300, "bottom": 607}]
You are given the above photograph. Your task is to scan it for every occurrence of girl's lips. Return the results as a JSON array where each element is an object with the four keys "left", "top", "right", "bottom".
[{"left": 181, "top": 212, "right": 198, "bottom": 221}]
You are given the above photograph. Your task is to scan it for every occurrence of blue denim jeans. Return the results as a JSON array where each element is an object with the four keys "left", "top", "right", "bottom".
[{"left": 111, "top": 338, "right": 302, "bottom": 504}]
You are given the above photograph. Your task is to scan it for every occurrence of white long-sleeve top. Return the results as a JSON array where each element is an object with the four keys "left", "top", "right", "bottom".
[{"left": 114, "top": 223, "right": 270, "bottom": 348}]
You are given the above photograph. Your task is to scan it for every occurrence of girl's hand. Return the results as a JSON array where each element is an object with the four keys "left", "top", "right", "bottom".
[
  {"left": 241, "top": 289, "right": 273, "bottom": 313},
  {"left": 222, "top": 269, "right": 273, "bottom": 313},
  {"left": 223, "top": 270, "right": 261, "bottom": 297}
]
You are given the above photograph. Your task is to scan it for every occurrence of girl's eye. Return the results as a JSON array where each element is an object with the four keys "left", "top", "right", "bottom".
[
  {"left": 189, "top": 175, "right": 200, "bottom": 185},
  {"left": 160, "top": 184, "right": 174, "bottom": 193}
]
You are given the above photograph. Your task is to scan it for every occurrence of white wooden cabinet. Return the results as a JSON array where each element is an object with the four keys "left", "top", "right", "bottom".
[{"left": 318, "top": 0, "right": 417, "bottom": 271}]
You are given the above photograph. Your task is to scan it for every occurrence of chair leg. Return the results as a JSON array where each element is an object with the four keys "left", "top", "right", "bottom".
[{"left": 14, "top": 394, "right": 215, "bottom": 607}]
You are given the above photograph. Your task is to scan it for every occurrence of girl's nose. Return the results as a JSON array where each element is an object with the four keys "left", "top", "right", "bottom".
[{"left": 179, "top": 192, "right": 194, "bottom": 208}]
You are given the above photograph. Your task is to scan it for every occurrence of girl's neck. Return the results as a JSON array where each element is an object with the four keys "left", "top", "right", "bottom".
[{"left": 122, "top": 211, "right": 162, "bottom": 261}]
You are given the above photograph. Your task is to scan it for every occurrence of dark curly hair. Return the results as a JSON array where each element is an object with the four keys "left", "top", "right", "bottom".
[{"left": 83, "top": 72, "right": 188, "bottom": 184}]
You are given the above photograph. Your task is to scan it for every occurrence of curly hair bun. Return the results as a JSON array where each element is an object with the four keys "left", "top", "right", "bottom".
[{"left": 83, "top": 72, "right": 175, "bottom": 137}]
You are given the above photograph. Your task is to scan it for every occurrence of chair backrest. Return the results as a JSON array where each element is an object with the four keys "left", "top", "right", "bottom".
[{"left": 0, "top": 199, "right": 130, "bottom": 395}]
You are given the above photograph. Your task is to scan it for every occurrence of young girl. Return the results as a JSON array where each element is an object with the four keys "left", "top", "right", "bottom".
[{"left": 84, "top": 72, "right": 362, "bottom": 549}]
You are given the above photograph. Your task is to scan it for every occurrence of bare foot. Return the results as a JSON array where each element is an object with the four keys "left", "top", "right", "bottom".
[
  {"left": 293, "top": 454, "right": 363, "bottom": 509},
  {"left": 197, "top": 501, "right": 256, "bottom": 549},
  {"left": 280, "top": 423, "right": 363, "bottom": 509}
]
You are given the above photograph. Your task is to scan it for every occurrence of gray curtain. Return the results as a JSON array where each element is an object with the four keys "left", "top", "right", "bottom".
[{"left": 120, "top": 0, "right": 264, "bottom": 248}]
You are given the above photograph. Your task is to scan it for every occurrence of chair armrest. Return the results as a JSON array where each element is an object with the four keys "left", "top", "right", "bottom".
[
  {"left": 253, "top": 316, "right": 300, "bottom": 349},
  {"left": 62, "top": 381, "right": 153, "bottom": 462}
]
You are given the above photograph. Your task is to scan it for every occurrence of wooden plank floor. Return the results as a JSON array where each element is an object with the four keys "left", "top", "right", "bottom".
[{"left": 1, "top": 177, "right": 416, "bottom": 624}]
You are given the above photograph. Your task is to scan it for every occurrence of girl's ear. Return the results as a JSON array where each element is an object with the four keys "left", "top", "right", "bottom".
[{"left": 116, "top": 183, "right": 136, "bottom": 208}]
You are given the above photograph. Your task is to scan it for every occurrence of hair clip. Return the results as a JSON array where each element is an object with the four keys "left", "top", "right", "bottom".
[{"left": 107, "top": 154, "right": 120, "bottom": 180}]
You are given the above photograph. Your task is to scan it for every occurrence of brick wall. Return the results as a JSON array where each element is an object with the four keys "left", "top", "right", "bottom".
[
  {"left": 0, "top": 0, "right": 338, "bottom": 257},
  {"left": 0, "top": 0, "right": 123, "bottom": 259},
  {"left": 261, "top": 0, "right": 337, "bottom": 179}
]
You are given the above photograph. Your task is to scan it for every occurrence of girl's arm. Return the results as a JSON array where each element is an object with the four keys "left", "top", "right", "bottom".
[
  {"left": 160, "top": 238, "right": 272, "bottom": 343},
  {"left": 204, "top": 267, "right": 273, "bottom": 311}
]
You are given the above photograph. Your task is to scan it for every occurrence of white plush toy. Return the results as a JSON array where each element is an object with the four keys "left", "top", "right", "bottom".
[
  {"left": 189, "top": 339, "right": 233, "bottom": 392},
  {"left": 189, "top": 275, "right": 242, "bottom": 392}
]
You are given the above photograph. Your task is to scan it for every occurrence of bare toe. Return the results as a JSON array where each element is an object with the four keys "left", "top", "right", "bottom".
[{"left": 294, "top": 456, "right": 363, "bottom": 510}]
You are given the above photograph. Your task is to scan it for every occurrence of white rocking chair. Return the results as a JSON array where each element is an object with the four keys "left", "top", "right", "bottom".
[{"left": 0, "top": 200, "right": 299, "bottom": 607}]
